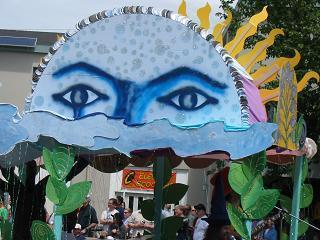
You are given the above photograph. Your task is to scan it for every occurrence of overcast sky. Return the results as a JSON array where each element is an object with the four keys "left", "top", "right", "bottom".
[{"left": 0, "top": 0, "right": 235, "bottom": 32}]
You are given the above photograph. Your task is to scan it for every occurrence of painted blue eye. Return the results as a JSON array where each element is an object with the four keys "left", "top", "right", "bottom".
[
  {"left": 157, "top": 87, "right": 218, "bottom": 111},
  {"left": 53, "top": 84, "right": 109, "bottom": 117}
]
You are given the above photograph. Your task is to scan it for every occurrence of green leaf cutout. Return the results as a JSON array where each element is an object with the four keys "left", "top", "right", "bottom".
[
  {"left": 301, "top": 157, "right": 308, "bottom": 183},
  {"left": 229, "top": 163, "right": 252, "bottom": 195},
  {"left": 242, "top": 151, "right": 266, "bottom": 176},
  {"left": 43, "top": 146, "right": 75, "bottom": 180},
  {"left": 298, "top": 219, "right": 309, "bottom": 236},
  {"left": 43, "top": 148, "right": 58, "bottom": 179},
  {"left": 300, "top": 184, "right": 313, "bottom": 208},
  {"left": 226, "top": 203, "right": 250, "bottom": 239},
  {"left": 241, "top": 175, "right": 263, "bottom": 211},
  {"left": 141, "top": 199, "right": 155, "bottom": 221},
  {"left": 163, "top": 183, "right": 188, "bottom": 204},
  {"left": 46, "top": 176, "right": 68, "bottom": 205},
  {"left": 31, "top": 220, "right": 55, "bottom": 240},
  {"left": 51, "top": 145, "right": 75, "bottom": 180},
  {"left": 153, "top": 157, "right": 172, "bottom": 186},
  {"left": 280, "top": 232, "right": 289, "bottom": 240},
  {"left": 56, "top": 181, "right": 91, "bottom": 215},
  {"left": 279, "top": 195, "right": 292, "bottom": 212},
  {"left": 244, "top": 189, "right": 280, "bottom": 219},
  {"left": 161, "top": 216, "right": 183, "bottom": 240},
  {"left": 1, "top": 220, "right": 12, "bottom": 240}
]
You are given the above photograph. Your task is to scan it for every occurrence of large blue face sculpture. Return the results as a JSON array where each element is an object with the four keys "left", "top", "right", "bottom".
[
  {"left": 29, "top": 12, "right": 243, "bottom": 128},
  {"left": 0, "top": 7, "right": 277, "bottom": 165}
]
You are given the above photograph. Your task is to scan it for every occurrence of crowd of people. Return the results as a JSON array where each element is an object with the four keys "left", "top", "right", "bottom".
[{"left": 61, "top": 194, "right": 224, "bottom": 239}]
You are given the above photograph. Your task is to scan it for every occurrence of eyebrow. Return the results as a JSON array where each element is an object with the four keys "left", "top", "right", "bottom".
[
  {"left": 53, "top": 63, "right": 227, "bottom": 90},
  {"left": 145, "top": 66, "right": 228, "bottom": 90},
  {"left": 53, "top": 62, "right": 118, "bottom": 82}
]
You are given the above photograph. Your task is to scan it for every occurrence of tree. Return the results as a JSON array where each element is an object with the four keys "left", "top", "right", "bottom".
[{"left": 220, "top": 0, "right": 320, "bottom": 149}]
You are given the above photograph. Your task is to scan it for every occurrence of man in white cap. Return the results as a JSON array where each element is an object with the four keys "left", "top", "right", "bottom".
[{"left": 73, "top": 223, "right": 86, "bottom": 240}]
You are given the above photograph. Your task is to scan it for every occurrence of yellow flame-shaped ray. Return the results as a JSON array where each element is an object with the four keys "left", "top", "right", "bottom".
[
  {"left": 197, "top": 2, "right": 211, "bottom": 29},
  {"left": 212, "top": 10, "right": 232, "bottom": 45},
  {"left": 178, "top": 0, "right": 187, "bottom": 16},
  {"left": 252, "top": 49, "right": 301, "bottom": 86},
  {"left": 297, "top": 71, "right": 320, "bottom": 92},
  {"left": 237, "top": 28, "right": 284, "bottom": 73},
  {"left": 260, "top": 71, "right": 319, "bottom": 104},
  {"left": 225, "top": 6, "right": 268, "bottom": 58}
]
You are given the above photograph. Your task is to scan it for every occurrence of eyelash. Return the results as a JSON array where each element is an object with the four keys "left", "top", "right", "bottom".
[{"left": 157, "top": 86, "right": 218, "bottom": 111}]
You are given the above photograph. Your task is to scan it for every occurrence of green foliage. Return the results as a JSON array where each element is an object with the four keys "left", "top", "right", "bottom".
[
  {"left": 31, "top": 220, "right": 55, "bottom": 240},
  {"left": 241, "top": 175, "right": 263, "bottom": 211},
  {"left": 163, "top": 183, "right": 188, "bottom": 204},
  {"left": 242, "top": 151, "right": 267, "bottom": 175},
  {"left": 228, "top": 151, "right": 280, "bottom": 238},
  {"left": 161, "top": 216, "right": 183, "bottom": 240},
  {"left": 280, "top": 232, "right": 289, "bottom": 240},
  {"left": 43, "top": 145, "right": 92, "bottom": 219},
  {"left": 279, "top": 194, "right": 292, "bottom": 212},
  {"left": 1, "top": 220, "right": 12, "bottom": 240},
  {"left": 43, "top": 146, "right": 74, "bottom": 181},
  {"left": 46, "top": 176, "right": 68, "bottom": 205},
  {"left": 228, "top": 163, "right": 252, "bottom": 195},
  {"left": 56, "top": 181, "right": 92, "bottom": 215},
  {"left": 226, "top": 203, "right": 250, "bottom": 240},
  {"left": 244, "top": 189, "right": 280, "bottom": 219},
  {"left": 300, "top": 184, "right": 313, "bottom": 208},
  {"left": 141, "top": 199, "right": 155, "bottom": 221}
]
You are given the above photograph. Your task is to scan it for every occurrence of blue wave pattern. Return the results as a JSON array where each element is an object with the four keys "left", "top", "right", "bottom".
[{"left": 0, "top": 104, "right": 277, "bottom": 164}]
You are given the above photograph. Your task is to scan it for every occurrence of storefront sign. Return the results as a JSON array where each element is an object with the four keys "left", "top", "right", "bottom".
[{"left": 122, "top": 169, "right": 176, "bottom": 190}]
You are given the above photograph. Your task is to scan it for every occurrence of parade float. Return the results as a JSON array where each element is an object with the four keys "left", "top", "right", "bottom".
[{"left": 0, "top": 1, "right": 318, "bottom": 239}]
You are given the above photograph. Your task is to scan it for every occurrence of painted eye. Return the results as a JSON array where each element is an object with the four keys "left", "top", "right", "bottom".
[
  {"left": 157, "top": 87, "right": 218, "bottom": 111},
  {"left": 52, "top": 84, "right": 109, "bottom": 116},
  {"left": 62, "top": 88, "right": 99, "bottom": 107}
]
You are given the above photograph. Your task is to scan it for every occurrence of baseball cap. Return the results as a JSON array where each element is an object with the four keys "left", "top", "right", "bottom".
[
  {"left": 74, "top": 224, "right": 82, "bottom": 229},
  {"left": 194, "top": 203, "right": 206, "bottom": 211}
]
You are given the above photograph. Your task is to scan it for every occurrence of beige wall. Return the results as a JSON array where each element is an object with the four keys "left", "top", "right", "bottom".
[{"left": 0, "top": 51, "right": 44, "bottom": 111}]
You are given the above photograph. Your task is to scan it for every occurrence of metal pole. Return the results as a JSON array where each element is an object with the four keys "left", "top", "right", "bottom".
[
  {"left": 54, "top": 206, "right": 62, "bottom": 240},
  {"left": 289, "top": 156, "right": 304, "bottom": 240},
  {"left": 154, "top": 156, "right": 165, "bottom": 240}
]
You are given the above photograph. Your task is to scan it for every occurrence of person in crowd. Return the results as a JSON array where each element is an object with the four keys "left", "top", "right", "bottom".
[
  {"left": 193, "top": 203, "right": 209, "bottom": 240},
  {"left": 100, "top": 198, "right": 120, "bottom": 235},
  {"left": 0, "top": 198, "right": 8, "bottom": 223},
  {"left": 62, "top": 209, "right": 78, "bottom": 233},
  {"left": 77, "top": 194, "right": 98, "bottom": 237},
  {"left": 162, "top": 204, "right": 173, "bottom": 218},
  {"left": 126, "top": 210, "right": 154, "bottom": 237},
  {"left": 174, "top": 205, "right": 189, "bottom": 240},
  {"left": 116, "top": 196, "right": 125, "bottom": 226},
  {"left": 73, "top": 223, "right": 86, "bottom": 240},
  {"left": 261, "top": 218, "right": 277, "bottom": 240},
  {"left": 120, "top": 208, "right": 132, "bottom": 239}
]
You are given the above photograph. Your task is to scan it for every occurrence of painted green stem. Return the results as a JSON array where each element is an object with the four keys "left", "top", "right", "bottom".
[
  {"left": 289, "top": 156, "right": 303, "bottom": 240},
  {"left": 54, "top": 208, "right": 62, "bottom": 240},
  {"left": 154, "top": 156, "right": 165, "bottom": 240}
]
